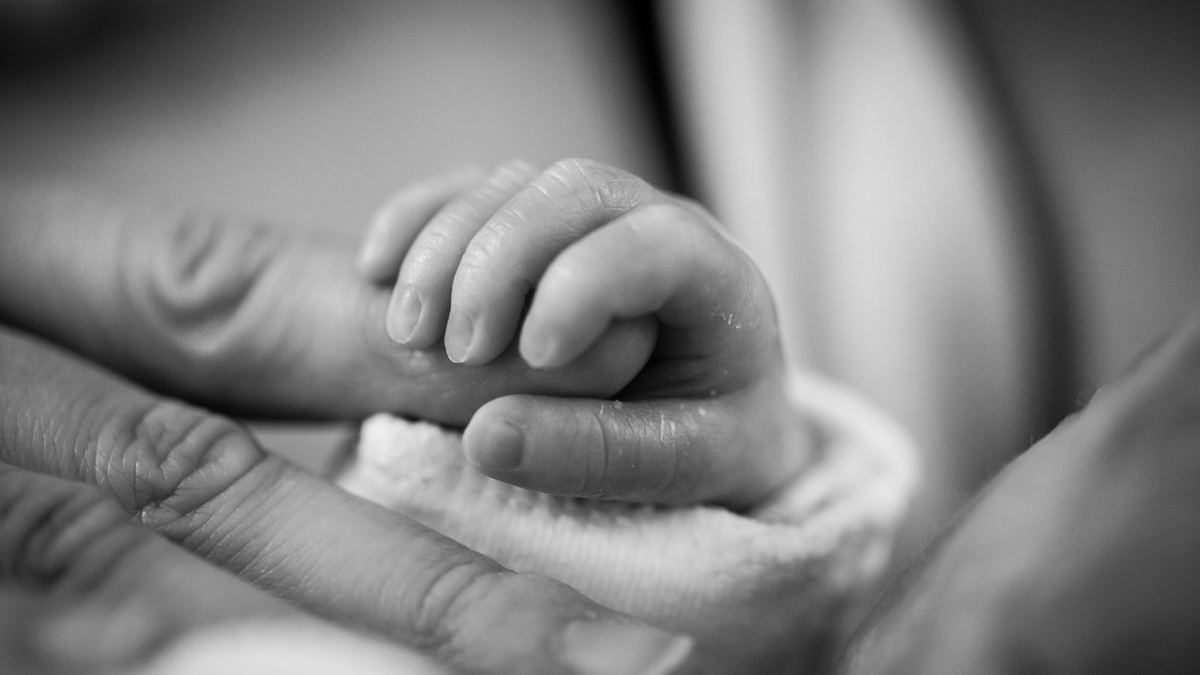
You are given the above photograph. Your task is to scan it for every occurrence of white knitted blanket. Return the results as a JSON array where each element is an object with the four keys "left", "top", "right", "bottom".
[{"left": 336, "top": 372, "right": 918, "bottom": 673}]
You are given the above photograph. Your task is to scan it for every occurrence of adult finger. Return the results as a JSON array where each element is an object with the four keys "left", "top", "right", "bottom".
[
  {"left": 0, "top": 184, "right": 654, "bottom": 424},
  {"left": 390, "top": 160, "right": 539, "bottom": 348},
  {"left": 0, "top": 326, "right": 693, "bottom": 675},
  {"left": 358, "top": 164, "right": 486, "bottom": 282},
  {"left": 0, "top": 465, "right": 296, "bottom": 674},
  {"left": 444, "top": 158, "right": 663, "bottom": 365},
  {"left": 0, "top": 465, "right": 454, "bottom": 675},
  {"left": 462, "top": 375, "right": 812, "bottom": 509}
]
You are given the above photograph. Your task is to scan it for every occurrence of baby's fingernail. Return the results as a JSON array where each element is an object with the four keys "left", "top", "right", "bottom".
[
  {"left": 444, "top": 311, "right": 475, "bottom": 363},
  {"left": 521, "top": 331, "right": 560, "bottom": 369},
  {"left": 469, "top": 419, "right": 524, "bottom": 472},
  {"left": 387, "top": 287, "right": 423, "bottom": 343},
  {"left": 561, "top": 621, "right": 692, "bottom": 675}
]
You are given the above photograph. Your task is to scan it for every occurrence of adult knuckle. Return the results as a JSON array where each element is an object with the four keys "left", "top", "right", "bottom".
[
  {"left": 124, "top": 211, "right": 284, "bottom": 371},
  {"left": 0, "top": 467, "right": 141, "bottom": 585},
  {"left": 98, "top": 399, "right": 266, "bottom": 536}
]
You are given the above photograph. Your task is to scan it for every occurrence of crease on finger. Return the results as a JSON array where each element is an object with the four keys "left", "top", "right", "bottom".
[
  {"left": 0, "top": 464, "right": 156, "bottom": 591},
  {"left": 80, "top": 397, "right": 287, "bottom": 565},
  {"left": 121, "top": 212, "right": 286, "bottom": 382}
]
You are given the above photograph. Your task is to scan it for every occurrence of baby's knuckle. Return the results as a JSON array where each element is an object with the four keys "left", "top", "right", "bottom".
[
  {"left": 538, "top": 159, "right": 609, "bottom": 216},
  {"left": 407, "top": 221, "right": 469, "bottom": 273},
  {"left": 492, "top": 158, "right": 538, "bottom": 183},
  {"left": 581, "top": 405, "right": 624, "bottom": 497},
  {"left": 455, "top": 233, "right": 511, "bottom": 287},
  {"left": 546, "top": 157, "right": 597, "bottom": 185},
  {"left": 411, "top": 556, "right": 509, "bottom": 653},
  {"left": 553, "top": 158, "right": 653, "bottom": 214},
  {"left": 635, "top": 201, "right": 693, "bottom": 233}
]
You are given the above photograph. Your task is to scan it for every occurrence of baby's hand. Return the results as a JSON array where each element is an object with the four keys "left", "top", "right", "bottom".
[{"left": 359, "top": 159, "right": 811, "bottom": 509}]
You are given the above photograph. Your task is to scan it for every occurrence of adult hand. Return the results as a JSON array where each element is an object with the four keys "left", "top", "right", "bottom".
[
  {"left": 0, "top": 182, "right": 653, "bottom": 424},
  {"left": 361, "top": 159, "right": 810, "bottom": 510},
  {"left": 839, "top": 314, "right": 1200, "bottom": 674},
  {"left": 0, "top": 185, "right": 692, "bottom": 675},
  {"left": 0, "top": 464, "right": 449, "bottom": 675}
]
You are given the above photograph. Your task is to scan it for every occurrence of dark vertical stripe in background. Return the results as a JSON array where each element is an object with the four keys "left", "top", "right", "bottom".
[
  {"left": 949, "top": 0, "right": 1082, "bottom": 442},
  {"left": 613, "top": 0, "right": 697, "bottom": 201}
]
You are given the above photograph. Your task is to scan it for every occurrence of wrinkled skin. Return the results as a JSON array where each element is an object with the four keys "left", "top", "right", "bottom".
[
  {"left": 839, "top": 314, "right": 1200, "bottom": 674},
  {"left": 0, "top": 182, "right": 701, "bottom": 675},
  {"left": 361, "top": 159, "right": 808, "bottom": 509},
  {"left": 0, "top": 184, "right": 654, "bottom": 423},
  {"left": 14, "top": 166, "right": 1199, "bottom": 673},
  {"left": 0, "top": 326, "right": 696, "bottom": 675}
]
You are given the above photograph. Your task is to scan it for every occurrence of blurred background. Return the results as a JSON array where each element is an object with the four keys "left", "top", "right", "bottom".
[{"left": 2, "top": 0, "right": 1198, "bottom": 562}]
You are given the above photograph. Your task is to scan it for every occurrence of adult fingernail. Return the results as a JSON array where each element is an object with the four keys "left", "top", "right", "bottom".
[
  {"left": 561, "top": 621, "right": 692, "bottom": 675},
  {"left": 387, "top": 287, "right": 423, "bottom": 343},
  {"left": 470, "top": 419, "right": 524, "bottom": 472},
  {"left": 445, "top": 311, "right": 474, "bottom": 363}
]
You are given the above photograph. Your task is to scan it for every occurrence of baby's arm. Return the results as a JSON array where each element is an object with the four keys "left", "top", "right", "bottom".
[{"left": 359, "top": 159, "right": 811, "bottom": 509}]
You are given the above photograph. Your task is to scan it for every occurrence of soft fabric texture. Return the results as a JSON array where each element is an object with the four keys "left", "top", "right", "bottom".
[
  {"left": 123, "top": 620, "right": 450, "bottom": 675},
  {"left": 336, "top": 372, "right": 917, "bottom": 673}
]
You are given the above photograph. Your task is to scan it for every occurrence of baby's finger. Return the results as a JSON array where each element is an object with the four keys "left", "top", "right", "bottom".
[
  {"left": 462, "top": 381, "right": 808, "bottom": 509},
  {"left": 358, "top": 164, "right": 485, "bottom": 282},
  {"left": 444, "top": 158, "right": 661, "bottom": 365},
  {"left": 520, "top": 201, "right": 767, "bottom": 371},
  {"left": 390, "top": 160, "right": 539, "bottom": 347}
]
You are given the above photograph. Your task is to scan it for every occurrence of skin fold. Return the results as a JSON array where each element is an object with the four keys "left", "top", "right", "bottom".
[
  {"left": 0, "top": 181, "right": 704, "bottom": 675},
  {"left": 359, "top": 159, "right": 811, "bottom": 511},
  {"left": 11, "top": 159, "right": 1191, "bottom": 672}
]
